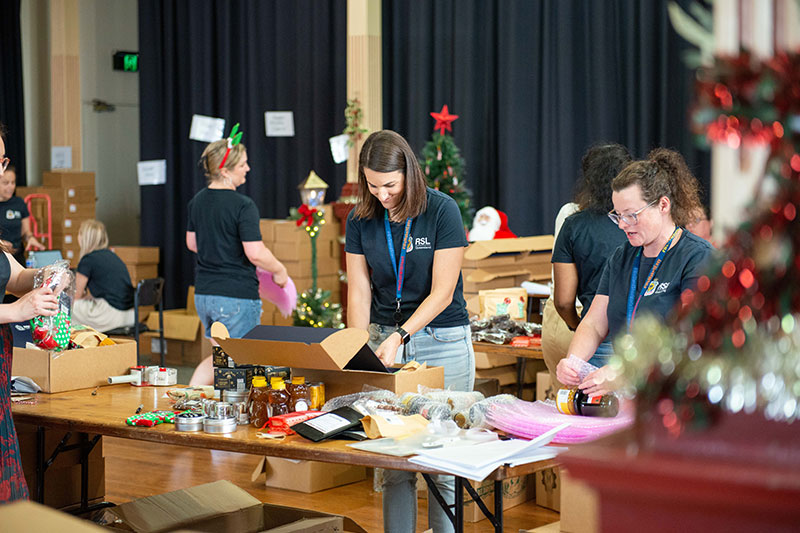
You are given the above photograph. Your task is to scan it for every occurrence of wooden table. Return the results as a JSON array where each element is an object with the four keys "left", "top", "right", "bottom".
[
  {"left": 473, "top": 341, "right": 544, "bottom": 397},
  {"left": 13, "top": 385, "right": 558, "bottom": 532}
]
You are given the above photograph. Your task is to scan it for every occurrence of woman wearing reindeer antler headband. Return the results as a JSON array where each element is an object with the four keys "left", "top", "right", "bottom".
[{"left": 186, "top": 123, "right": 288, "bottom": 385}]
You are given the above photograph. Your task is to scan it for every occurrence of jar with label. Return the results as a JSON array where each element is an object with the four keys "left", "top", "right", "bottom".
[
  {"left": 309, "top": 382, "right": 325, "bottom": 410},
  {"left": 268, "top": 377, "right": 290, "bottom": 416},
  {"left": 286, "top": 376, "right": 310, "bottom": 412},
  {"left": 249, "top": 376, "right": 270, "bottom": 428},
  {"left": 556, "top": 388, "right": 619, "bottom": 417}
]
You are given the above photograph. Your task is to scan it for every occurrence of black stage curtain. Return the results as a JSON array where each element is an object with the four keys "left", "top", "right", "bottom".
[
  {"left": 383, "top": 0, "right": 710, "bottom": 237},
  {"left": 0, "top": 0, "right": 27, "bottom": 185},
  {"left": 139, "top": 1, "right": 347, "bottom": 307}
]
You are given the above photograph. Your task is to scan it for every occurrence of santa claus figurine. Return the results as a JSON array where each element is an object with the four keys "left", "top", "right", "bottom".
[{"left": 468, "top": 206, "right": 517, "bottom": 241}]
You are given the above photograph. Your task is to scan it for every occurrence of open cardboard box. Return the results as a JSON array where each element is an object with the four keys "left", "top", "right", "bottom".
[
  {"left": 252, "top": 456, "right": 366, "bottom": 493},
  {"left": 142, "top": 286, "right": 211, "bottom": 365},
  {"left": 11, "top": 337, "right": 136, "bottom": 393},
  {"left": 214, "top": 325, "right": 444, "bottom": 399},
  {"left": 0, "top": 501, "right": 106, "bottom": 532},
  {"left": 103, "top": 480, "right": 367, "bottom": 532}
]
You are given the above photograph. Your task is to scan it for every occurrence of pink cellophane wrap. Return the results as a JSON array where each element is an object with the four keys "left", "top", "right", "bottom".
[
  {"left": 256, "top": 268, "right": 297, "bottom": 317},
  {"left": 486, "top": 398, "right": 634, "bottom": 444}
]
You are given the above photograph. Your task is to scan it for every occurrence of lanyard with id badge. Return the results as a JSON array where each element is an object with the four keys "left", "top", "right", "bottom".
[{"left": 385, "top": 213, "right": 413, "bottom": 352}]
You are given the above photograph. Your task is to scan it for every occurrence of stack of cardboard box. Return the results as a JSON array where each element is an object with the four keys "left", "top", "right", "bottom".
[
  {"left": 110, "top": 246, "right": 160, "bottom": 286},
  {"left": 473, "top": 351, "right": 546, "bottom": 401},
  {"left": 17, "top": 170, "right": 97, "bottom": 262},
  {"left": 259, "top": 208, "right": 341, "bottom": 325}
]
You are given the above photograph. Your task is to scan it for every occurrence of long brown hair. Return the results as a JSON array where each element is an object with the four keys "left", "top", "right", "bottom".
[
  {"left": 352, "top": 130, "right": 428, "bottom": 220},
  {"left": 612, "top": 148, "right": 701, "bottom": 227}
]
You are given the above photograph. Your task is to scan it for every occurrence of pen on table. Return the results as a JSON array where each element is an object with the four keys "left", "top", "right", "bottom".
[
  {"left": 91, "top": 386, "right": 99, "bottom": 396},
  {"left": 135, "top": 404, "right": 144, "bottom": 414}
]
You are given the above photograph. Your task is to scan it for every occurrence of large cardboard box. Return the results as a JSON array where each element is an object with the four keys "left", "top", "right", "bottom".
[
  {"left": 110, "top": 246, "right": 160, "bottom": 264},
  {"left": 0, "top": 501, "right": 106, "bottom": 532},
  {"left": 11, "top": 339, "right": 136, "bottom": 393},
  {"left": 42, "top": 170, "right": 96, "bottom": 189},
  {"left": 559, "top": 469, "right": 599, "bottom": 533},
  {"left": 252, "top": 456, "right": 366, "bottom": 493},
  {"left": 462, "top": 474, "right": 534, "bottom": 523},
  {"left": 537, "top": 370, "right": 557, "bottom": 403},
  {"left": 143, "top": 287, "right": 210, "bottom": 365},
  {"left": 215, "top": 325, "right": 444, "bottom": 399},
  {"left": 104, "top": 480, "right": 366, "bottom": 533}
]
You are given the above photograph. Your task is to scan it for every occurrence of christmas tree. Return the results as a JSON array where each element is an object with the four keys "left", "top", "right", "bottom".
[{"left": 420, "top": 105, "right": 474, "bottom": 228}]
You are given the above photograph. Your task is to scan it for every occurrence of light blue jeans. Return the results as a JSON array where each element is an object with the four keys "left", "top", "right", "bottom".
[
  {"left": 194, "top": 294, "right": 262, "bottom": 338},
  {"left": 369, "top": 323, "right": 475, "bottom": 533},
  {"left": 587, "top": 340, "right": 614, "bottom": 369}
]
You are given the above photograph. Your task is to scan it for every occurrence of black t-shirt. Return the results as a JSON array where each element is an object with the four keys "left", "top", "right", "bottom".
[
  {"left": 0, "top": 196, "right": 29, "bottom": 252},
  {"left": 77, "top": 249, "right": 135, "bottom": 310},
  {"left": 187, "top": 188, "right": 261, "bottom": 300},
  {"left": 597, "top": 230, "right": 713, "bottom": 339},
  {"left": 551, "top": 210, "right": 627, "bottom": 317},
  {"left": 345, "top": 188, "right": 469, "bottom": 327}
]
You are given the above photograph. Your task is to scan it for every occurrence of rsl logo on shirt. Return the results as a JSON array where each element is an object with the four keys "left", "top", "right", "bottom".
[
  {"left": 644, "top": 279, "right": 671, "bottom": 296},
  {"left": 5, "top": 209, "right": 21, "bottom": 220},
  {"left": 413, "top": 235, "right": 432, "bottom": 251}
]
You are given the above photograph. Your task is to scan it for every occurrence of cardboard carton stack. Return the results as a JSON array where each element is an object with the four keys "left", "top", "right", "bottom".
[
  {"left": 461, "top": 235, "right": 554, "bottom": 303},
  {"left": 17, "top": 171, "right": 97, "bottom": 261},
  {"left": 141, "top": 286, "right": 212, "bottom": 366},
  {"left": 111, "top": 246, "right": 160, "bottom": 286},
  {"left": 259, "top": 208, "right": 341, "bottom": 325},
  {"left": 474, "top": 354, "right": 546, "bottom": 401}
]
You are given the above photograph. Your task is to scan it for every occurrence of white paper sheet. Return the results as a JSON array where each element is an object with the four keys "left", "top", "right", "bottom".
[
  {"left": 265, "top": 111, "right": 295, "bottom": 137},
  {"left": 328, "top": 133, "right": 349, "bottom": 163},
  {"left": 51, "top": 146, "right": 72, "bottom": 169},
  {"left": 189, "top": 114, "right": 225, "bottom": 143},
  {"left": 137, "top": 159, "right": 167, "bottom": 186}
]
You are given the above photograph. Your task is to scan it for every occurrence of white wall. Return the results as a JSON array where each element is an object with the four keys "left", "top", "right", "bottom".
[{"left": 20, "top": 0, "right": 140, "bottom": 245}]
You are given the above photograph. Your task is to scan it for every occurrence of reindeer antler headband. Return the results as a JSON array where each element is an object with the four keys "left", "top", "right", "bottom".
[{"left": 219, "top": 122, "right": 243, "bottom": 169}]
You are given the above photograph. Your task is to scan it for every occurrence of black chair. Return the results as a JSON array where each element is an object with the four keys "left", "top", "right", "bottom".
[{"left": 106, "top": 277, "right": 165, "bottom": 366}]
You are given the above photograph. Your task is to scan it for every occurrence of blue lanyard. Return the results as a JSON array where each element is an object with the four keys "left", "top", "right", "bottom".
[
  {"left": 384, "top": 213, "right": 413, "bottom": 321},
  {"left": 626, "top": 227, "right": 680, "bottom": 331}
]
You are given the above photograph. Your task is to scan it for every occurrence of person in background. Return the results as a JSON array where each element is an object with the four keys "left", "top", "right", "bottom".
[
  {"left": 346, "top": 130, "right": 474, "bottom": 533},
  {"left": 186, "top": 128, "right": 287, "bottom": 386},
  {"left": 0, "top": 164, "right": 45, "bottom": 266},
  {"left": 546, "top": 143, "right": 632, "bottom": 383},
  {"left": 0, "top": 123, "right": 60, "bottom": 502},
  {"left": 686, "top": 203, "right": 714, "bottom": 245},
  {"left": 72, "top": 219, "right": 135, "bottom": 332},
  {"left": 557, "top": 148, "right": 712, "bottom": 395}
]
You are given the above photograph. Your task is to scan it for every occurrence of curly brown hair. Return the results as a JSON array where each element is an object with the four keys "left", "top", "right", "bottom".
[
  {"left": 612, "top": 148, "right": 701, "bottom": 227},
  {"left": 575, "top": 143, "right": 633, "bottom": 213}
]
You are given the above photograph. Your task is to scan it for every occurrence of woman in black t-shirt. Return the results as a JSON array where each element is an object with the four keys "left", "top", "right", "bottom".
[
  {"left": 556, "top": 149, "right": 712, "bottom": 395},
  {"left": 0, "top": 165, "right": 45, "bottom": 265},
  {"left": 72, "top": 219, "right": 135, "bottom": 331}
]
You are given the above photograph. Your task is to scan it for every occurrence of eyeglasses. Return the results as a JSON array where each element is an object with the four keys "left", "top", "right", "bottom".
[
  {"left": 608, "top": 199, "right": 658, "bottom": 226},
  {"left": 0, "top": 158, "right": 9, "bottom": 173}
]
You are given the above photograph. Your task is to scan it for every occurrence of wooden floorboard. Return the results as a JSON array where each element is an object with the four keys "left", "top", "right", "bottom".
[{"left": 103, "top": 436, "right": 559, "bottom": 532}]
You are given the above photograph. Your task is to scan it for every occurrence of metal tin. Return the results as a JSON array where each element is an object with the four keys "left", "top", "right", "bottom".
[
  {"left": 222, "top": 389, "right": 248, "bottom": 404},
  {"left": 203, "top": 416, "right": 238, "bottom": 434},
  {"left": 231, "top": 401, "right": 249, "bottom": 425},
  {"left": 175, "top": 412, "right": 205, "bottom": 432}
]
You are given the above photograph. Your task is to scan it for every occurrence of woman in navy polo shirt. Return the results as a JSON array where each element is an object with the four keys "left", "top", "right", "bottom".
[
  {"left": 557, "top": 149, "right": 712, "bottom": 394},
  {"left": 346, "top": 130, "right": 474, "bottom": 533}
]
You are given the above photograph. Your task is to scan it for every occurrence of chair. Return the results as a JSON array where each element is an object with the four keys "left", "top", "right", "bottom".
[{"left": 106, "top": 277, "right": 165, "bottom": 366}]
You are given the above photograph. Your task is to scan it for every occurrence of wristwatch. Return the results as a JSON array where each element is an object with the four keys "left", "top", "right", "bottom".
[{"left": 395, "top": 327, "right": 411, "bottom": 345}]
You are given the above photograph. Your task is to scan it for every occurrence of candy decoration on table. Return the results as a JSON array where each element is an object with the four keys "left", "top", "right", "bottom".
[
  {"left": 421, "top": 105, "right": 474, "bottom": 227},
  {"left": 218, "top": 122, "right": 243, "bottom": 169},
  {"left": 30, "top": 259, "right": 75, "bottom": 351},
  {"left": 31, "top": 312, "right": 71, "bottom": 350},
  {"left": 126, "top": 410, "right": 177, "bottom": 427}
]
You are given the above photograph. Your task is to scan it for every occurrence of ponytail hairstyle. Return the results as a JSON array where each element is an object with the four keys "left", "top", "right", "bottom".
[
  {"left": 78, "top": 219, "right": 109, "bottom": 260},
  {"left": 199, "top": 139, "right": 247, "bottom": 185},
  {"left": 353, "top": 130, "right": 428, "bottom": 220},
  {"left": 575, "top": 143, "right": 633, "bottom": 213},
  {"left": 612, "top": 148, "right": 701, "bottom": 227}
]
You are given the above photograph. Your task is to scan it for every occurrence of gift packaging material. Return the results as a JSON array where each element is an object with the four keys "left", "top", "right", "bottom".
[
  {"left": 175, "top": 412, "right": 205, "bottom": 432},
  {"left": 222, "top": 389, "right": 249, "bottom": 404}
]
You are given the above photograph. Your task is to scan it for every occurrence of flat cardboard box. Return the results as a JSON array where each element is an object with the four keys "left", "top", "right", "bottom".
[
  {"left": 0, "top": 501, "right": 106, "bottom": 531},
  {"left": 269, "top": 219, "right": 339, "bottom": 243},
  {"left": 272, "top": 238, "right": 340, "bottom": 261},
  {"left": 11, "top": 338, "right": 136, "bottom": 393},
  {"left": 559, "top": 469, "right": 598, "bottom": 533},
  {"left": 215, "top": 325, "right": 444, "bottom": 398},
  {"left": 252, "top": 456, "right": 366, "bottom": 493},
  {"left": 105, "top": 479, "right": 366, "bottom": 533},
  {"left": 111, "top": 246, "right": 160, "bottom": 264},
  {"left": 474, "top": 360, "right": 546, "bottom": 387},
  {"left": 283, "top": 258, "right": 340, "bottom": 278},
  {"left": 462, "top": 235, "right": 554, "bottom": 266},
  {"left": 474, "top": 350, "right": 518, "bottom": 369},
  {"left": 42, "top": 170, "right": 96, "bottom": 189}
]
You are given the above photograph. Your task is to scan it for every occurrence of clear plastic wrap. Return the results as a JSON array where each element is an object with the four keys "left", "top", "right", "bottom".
[
  {"left": 453, "top": 394, "right": 517, "bottom": 428},
  {"left": 485, "top": 398, "right": 634, "bottom": 443},
  {"left": 320, "top": 388, "right": 400, "bottom": 413},
  {"left": 415, "top": 386, "right": 486, "bottom": 412},
  {"left": 31, "top": 260, "right": 75, "bottom": 351},
  {"left": 399, "top": 393, "right": 453, "bottom": 420}
]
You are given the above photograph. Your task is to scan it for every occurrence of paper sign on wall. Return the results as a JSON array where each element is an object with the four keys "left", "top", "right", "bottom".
[
  {"left": 137, "top": 159, "right": 167, "bottom": 186},
  {"left": 51, "top": 146, "right": 72, "bottom": 169},
  {"left": 329, "top": 134, "right": 349, "bottom": 164},
  {"left": 189, "top": 115, "right": 225, "bottom": 143},
  {"left": 265, "top": 111, "right": 295, "bottom": 137}
]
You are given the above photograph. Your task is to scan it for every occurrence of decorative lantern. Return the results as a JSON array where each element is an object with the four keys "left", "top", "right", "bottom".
[{"left": 298, "top": 170, "right": 329, "bottom": 207}]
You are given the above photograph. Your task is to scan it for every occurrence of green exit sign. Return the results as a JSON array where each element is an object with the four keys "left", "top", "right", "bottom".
[{"left": 113, "top": 51, "right": 139, "bottom": 72}]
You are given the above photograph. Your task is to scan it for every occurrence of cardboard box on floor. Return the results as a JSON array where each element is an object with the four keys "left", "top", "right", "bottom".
[
  {"left": 534, "top": 370, "right": 562, "bottom": 511},
  {"left": 252, "top": 456, "right": 366, "bottom": 493},
  {"left": 418, "top": 473, "right": 534, "bottom": 523},
  {"left": 11, "top": 339, "right": 136, "bottom": 393},
  {"left": 214, "top": 325, "right": 444, "bottom": 399},
  {"left": 0, "top": 501, "right": 106, "bottom": 532},
  {"left": 103, "top": 479, "right": 367, "bottom": 533},
  {"left": 559, "top": 469, "right": 599, "bottom": 533},
  {"left": 142, "top": 286, "right": 212, "bottom": 366}
]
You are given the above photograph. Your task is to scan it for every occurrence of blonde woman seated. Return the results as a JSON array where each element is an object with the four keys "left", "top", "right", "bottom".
[{"left": 72, "top": 220, "right": 135, "bottom": 331}]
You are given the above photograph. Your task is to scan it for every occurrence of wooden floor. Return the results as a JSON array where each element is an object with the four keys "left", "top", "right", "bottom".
[{"left": 103, "top": 436, "right": 559, "bottom": 532}]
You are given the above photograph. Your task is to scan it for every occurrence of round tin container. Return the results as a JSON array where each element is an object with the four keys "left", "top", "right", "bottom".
[
  {"left": 203, "top": 416, "right": 238, "bottom": 434},
  {"left": 175, "top": 412, "right": 205, "bottom": 432},
  {"left": 222, "top": 389, "right": 248, "bottom": 404}
]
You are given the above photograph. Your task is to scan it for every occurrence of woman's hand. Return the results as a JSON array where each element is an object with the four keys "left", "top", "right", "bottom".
[
  {"left": 13, "top": 287, "right": 59, "bottom": 322},
  {"left": 272, "top": 268, "right": 288, "bottom": 289},
  {"left": 25, "top": 236, "right": 45, "bottom": 251},
  {"left": 578, "top": 366, "right": 617, "bottom": 396},
  {"left": 556, "top": 357, "right": 581, "bottom": 386},
  {"left": 374, "top": 333, "right": 402, "bottom": 367}
]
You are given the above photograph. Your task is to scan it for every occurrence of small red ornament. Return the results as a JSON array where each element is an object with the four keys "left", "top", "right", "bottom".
[{"left": 430, "top": 105, "right": 459, "bottom": 136}]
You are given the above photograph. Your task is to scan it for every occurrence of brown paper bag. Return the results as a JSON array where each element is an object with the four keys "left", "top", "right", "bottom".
[{"left": 361, "top": 413, "right": 429, "bottom": 439}]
